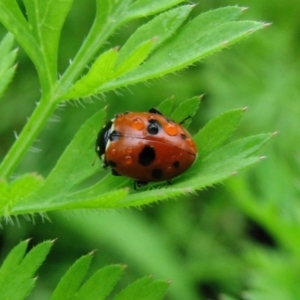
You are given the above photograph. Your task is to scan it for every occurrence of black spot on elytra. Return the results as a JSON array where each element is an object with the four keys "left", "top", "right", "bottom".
[
  {"left": 152, "top": 169, "right": 163, "bottom": 179},
  {"left": 180, "top": 133, "right": 187, "bottom": 139},
  {"left": 108, "top": 161, "right": 117, "bottom": 167},
  {"left": 138, "top": 145, "right": 155, "bottom": 166},
  {"left": 109, "top": 130, "right": 121, "bottom": 141},
  {"left": 147, "top": 120, "right": 161, "bottom": 135},
  {"left": 173, "top": 161, "right": 180, "bottom": 168}
]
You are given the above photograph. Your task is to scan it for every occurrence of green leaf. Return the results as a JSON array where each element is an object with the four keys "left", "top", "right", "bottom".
[
  {"left": 0, "top": 240, "right": 53, "bottom": 300},
  {"left": 50, "top": 254, "right": 92, "bottom": 300},
  {"left": 194, "top": 108, "right": 246, "bottom": 159},
  {"left": 0, "top": 1, "right": 34, "bottom": 57},
  {"left": 202, "top": 134, "right": 272, "bottom": 167},
  {"left": 0, "top": 240, "right": 28, "bottom": 273},
  {"left": 156, "top": 96, "right": 174, "bottom": 116},
  {"left": 64, "top": 48, "right": 119, "bottom": 99},
  {"left": 117, "top": 5, "right": 193, "bottom": 66},
  {"left": 23, "top": 0, "right": 74, "bottom": 87},
  {"left": 0, "top": 0, "right": 73, "bottom": 91},
  {"left": 125, "top": 0, "right": 186, "bottom": 21},
  {"left": 50, "top": 254, "right": 166, "bottom": 300},
  {"left": 114, "top": 39, "right": 154, "bottom": 76},
  {"left": 65, "top": 39, "right": 154, "bottom": 100},
  {"left": 115, "top": 157, "right": 262, "bottom": 208},
  {"left": 145, "top": 281, "right": 170, "bottom": 300},
  {"left": 35, "top": 109, "right": 107, "bottom": 197},
  {"left": 0, "top": 173, "right": 43, "bottom": 218},
  {"left": 64, "top": 5, "right": 192, "bottom": 100},
  {"left": 100, "top": 7, "right": 265, "bottom": 91},
  {"left": 77, "top": 265, "right": 124, "bottom": 300},
  {"left": 10, "top": 106, "right": 271, "bottom": 214},
  {"left": 0, "top": 33, "right": 17, "bottom": 100},
  {"left": 114, "top": 276, "right": 169, "bottom": 300},
  {"left": 114, "top": 130, "right": 272, "bottom": 208},
  {"left": 51, "top": 257, "right": 124, "bottom": 300},
  {"left": 10, "top": 108, "right": 129, "bottom": 215},
  {"left": 59, "top": 0, "right": 132, "bottom": 92},
  {"left": 170, "top": 96, "right": 201, "bottom": 125}
]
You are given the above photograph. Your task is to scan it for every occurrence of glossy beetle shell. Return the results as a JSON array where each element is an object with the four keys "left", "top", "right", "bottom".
[{"left": 96, "top": 110, "right": 197, "bottom": 185}]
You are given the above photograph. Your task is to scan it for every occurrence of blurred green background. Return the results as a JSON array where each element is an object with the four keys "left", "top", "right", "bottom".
[{"left": 1, "top": 0, "right": 300, "bottom": 299}]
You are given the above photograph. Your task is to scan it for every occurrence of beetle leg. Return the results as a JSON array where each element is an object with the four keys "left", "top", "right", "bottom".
[{"left": 134, "top": 180, "right": 148, "bottom": 190}]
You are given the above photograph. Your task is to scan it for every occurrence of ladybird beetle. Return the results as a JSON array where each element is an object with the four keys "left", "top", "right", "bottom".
[{"left": 95, "top": 108, "right": 197, "bottom": 188}]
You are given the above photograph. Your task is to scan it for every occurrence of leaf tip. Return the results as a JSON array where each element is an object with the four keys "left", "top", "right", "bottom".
[
  {"left": 231, "top": 171, "right": 238, "bottom": 176},
  {"left": 190, "top": 3, "right": 198, "bottom": 9},
  {"left": 50, "top": 238, "right": 58, "bottom": 244},
  {"left": 241, "top": 6, "right": 249, "bottom": 12},
  {"left": 198, "top": 94, "right": 205, "bottom": 100},
  {"left": 259, "top": 156, "right": 267, "bottom": 161},
  {"left": 88, "top": 249, "right": 97, "bottom": 256},
  {"left": 272, "top": 131, "right": 279, "bottom": 137},
  {"left": 263, "top": 22, "right": 272, "bottom": 28},
  {"left": 242, "top": 106, "right": 248, "bottom": 112}
]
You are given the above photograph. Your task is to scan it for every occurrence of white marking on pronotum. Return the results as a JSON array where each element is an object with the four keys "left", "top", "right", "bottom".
[{"left": 105, "top": 121, "right": 115, "bottom": 152}]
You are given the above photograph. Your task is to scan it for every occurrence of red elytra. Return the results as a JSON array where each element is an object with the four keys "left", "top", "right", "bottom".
[{"left": 96, "top": 108, "right": 197, "bottom": 188}]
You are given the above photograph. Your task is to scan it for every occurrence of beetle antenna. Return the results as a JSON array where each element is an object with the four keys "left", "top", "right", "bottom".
[
  {"left": 92, "top": 155, "right": 98, "bottom": 166},
  {"left": 179, "top": 115, "right": 191, "bottom": 124}
]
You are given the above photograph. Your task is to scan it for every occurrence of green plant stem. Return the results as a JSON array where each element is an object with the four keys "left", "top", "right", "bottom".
[
  {"left": 58, "top": 22, "right": 120, "bottom": 97},
  {"left": 0, "top": 24, "right": 117, "bottom": 179},
  {"left": 0, "top": 96, "right": 56, "bottom": 179}
]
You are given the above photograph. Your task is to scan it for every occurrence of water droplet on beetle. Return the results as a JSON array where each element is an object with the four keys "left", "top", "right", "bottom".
[
  {"left": 164, "top": 123, "right": 178, "bottom": 136},
  {"left": 131, "top": 118, "right": 144, "bottom": 130},
  {"left": 125, "top": 155, "right": 133, "bottom": 165}
]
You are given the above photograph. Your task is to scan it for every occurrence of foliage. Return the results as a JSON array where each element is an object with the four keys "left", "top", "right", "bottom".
[
  {"left": 0, "top": 1, "right": 267, "bottom": 217},
  {"left": 0, "top": 97, "right": 271, "bottom": 218},
  {"left": 0, "top": 0, "right": 287, "bottom": 299},
  {"left": 0, "top": 240, "right": 168, "bottom": 300}
]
